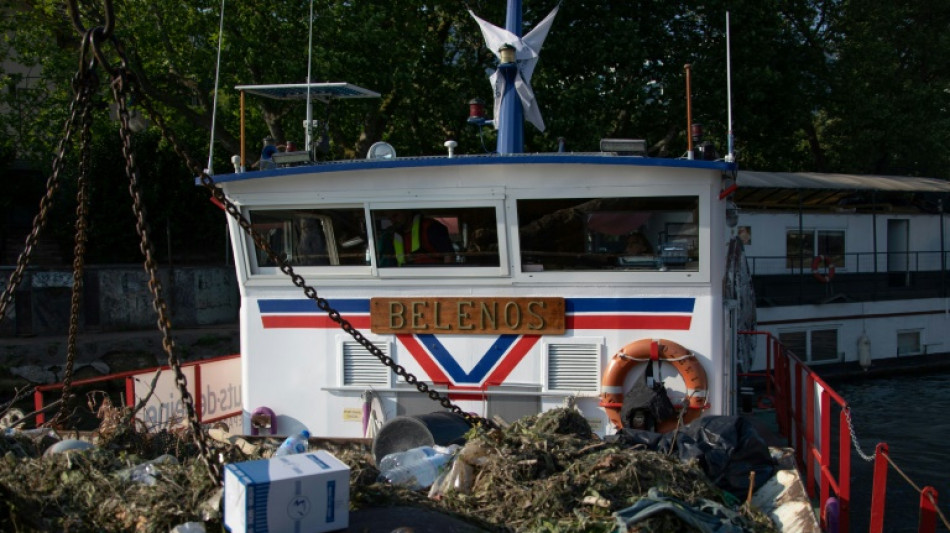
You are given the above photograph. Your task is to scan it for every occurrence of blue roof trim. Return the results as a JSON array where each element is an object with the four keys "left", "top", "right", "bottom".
[{"left": 196, "top": 154, "right": 736, "bottom": 185}]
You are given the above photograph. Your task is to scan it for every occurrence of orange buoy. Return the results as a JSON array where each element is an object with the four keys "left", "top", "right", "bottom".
[{"left": 599, "top": 338, "right": 708, "bottom": 432}]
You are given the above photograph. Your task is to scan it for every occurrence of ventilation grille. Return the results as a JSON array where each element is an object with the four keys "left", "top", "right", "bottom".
[
  {"left": 547, "top": 343, "right": 600, "bottom": 391},
  {"left": 343, "top": 341, "right": 390, "bottom": 386}
]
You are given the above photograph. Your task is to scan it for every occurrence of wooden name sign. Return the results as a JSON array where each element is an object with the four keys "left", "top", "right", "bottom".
[{"left": 370, "top": 297, "right": 565, "bottom": 335}]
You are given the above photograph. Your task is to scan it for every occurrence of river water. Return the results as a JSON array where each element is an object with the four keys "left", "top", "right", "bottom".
[{"left": 826, "top": 369, "right": 950, "bottom": 532}]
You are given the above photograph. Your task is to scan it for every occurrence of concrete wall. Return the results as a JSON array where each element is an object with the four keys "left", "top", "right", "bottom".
[{"left": 0, "top": 265, "right": 239, "bottom": 336}]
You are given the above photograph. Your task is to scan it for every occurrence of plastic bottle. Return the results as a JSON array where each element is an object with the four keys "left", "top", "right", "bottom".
[
  {"left": 378, "top": 445, "right": 439, "bottom": 472},
  {"left": 379, "top": 445, "right": 455, "bottom": 490},
  {"left": 274, "top": 430, "right": 310, "bottom": 456}
]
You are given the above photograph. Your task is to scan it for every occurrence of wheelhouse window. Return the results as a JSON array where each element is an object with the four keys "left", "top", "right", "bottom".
[
  {"left": 370, "top": 207, "right": 500, "bottom": 267},
  {"left": 248, "top": 208, "right": 368, "bottom": 268},
  {"left": 516, "top": 196, "right": 699, "bottom": 272},
  {"left": 786, "top": 229, "right": 845, "bottom": 270},
  {"left": 779, "top": 328, "right": 839, "bottom": 363}
]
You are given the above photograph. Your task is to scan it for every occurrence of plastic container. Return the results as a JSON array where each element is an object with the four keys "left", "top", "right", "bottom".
[
  {"left": 378, "top": 445, "right": 456, "bottom": 490},
  {"left": 378, "top": 445, "right": 438, "bottom": 471},
  {"left": 274, "top": 430, "right": 310, "bottom": 456}
]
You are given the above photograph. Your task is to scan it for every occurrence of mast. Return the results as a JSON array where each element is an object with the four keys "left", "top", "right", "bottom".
[{"left": 496, "top": 0, "right": 524, "bottom": 154}]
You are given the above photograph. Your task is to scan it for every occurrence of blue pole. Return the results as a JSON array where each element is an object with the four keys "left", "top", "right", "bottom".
[{"left": 496, "top": 0, "right": 523, "bottom": 154}]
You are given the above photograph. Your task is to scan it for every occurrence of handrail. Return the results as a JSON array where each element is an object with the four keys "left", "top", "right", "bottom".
[
  {"left": 740, "top": 330, "right": 946, "bottom": 533},
  {"left": 32, "top": 353, "right": 240, "bottom": 427}
]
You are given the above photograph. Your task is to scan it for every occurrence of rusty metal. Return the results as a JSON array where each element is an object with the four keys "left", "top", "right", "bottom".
[{"left": 52, "top": 62, "right": 98, "bottom": 428}]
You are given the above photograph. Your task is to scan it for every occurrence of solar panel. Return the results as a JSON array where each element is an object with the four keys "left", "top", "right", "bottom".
[{"left": 234, "top": 83, "right": 381, "bottom": 102}]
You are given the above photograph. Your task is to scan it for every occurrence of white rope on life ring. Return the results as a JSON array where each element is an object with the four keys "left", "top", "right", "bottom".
[{"left": 811, "top": 255, "right": 835, "bottom": 283}]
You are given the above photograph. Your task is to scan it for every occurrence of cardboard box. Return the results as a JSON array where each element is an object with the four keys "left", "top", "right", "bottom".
[{"left": 224, "top": 450, "right": 350, "bottom": 533}]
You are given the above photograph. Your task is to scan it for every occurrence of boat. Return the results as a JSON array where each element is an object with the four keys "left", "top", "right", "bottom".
[
  {"left": 211, "top": 16, "right": 743, "bottom": 443},
  {"left": 733, "top": 171, "right": 950, "bottom": 377}
]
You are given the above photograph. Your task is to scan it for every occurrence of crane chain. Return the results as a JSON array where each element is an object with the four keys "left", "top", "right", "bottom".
[
  {"left": 49, "top": 3, "right": 222, "bottom": 482},
  {"left": 51, "top": 49, "right": 97, "bottom": 428},
  {"left": 71, "top": 4, "right": 498, "bottom": 441},
  {"left": 108, "top": 69, "right": 222, "bottom": 483},
  {"left": 117, "top": 38, "right": 497, "bottom": 433},
  {"left": 196, "top": 174, "right": 496, "bottom": 432}
]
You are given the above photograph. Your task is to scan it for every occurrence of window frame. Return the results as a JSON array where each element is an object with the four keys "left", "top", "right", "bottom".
[
  {"left": 368, "top": 200, "right": 510, "bottom": 278},
  {"left": 509, "top": 185, "right": 711, "bottom": 284},
  {"left": 779, "top": 326, "right": 841, "bottom": 364},
  {"left": 785, "top": 228, "right": 846, "bottom": 271},
  {"left": 244, "top": 203, "right": 374, "bottom": 278}
]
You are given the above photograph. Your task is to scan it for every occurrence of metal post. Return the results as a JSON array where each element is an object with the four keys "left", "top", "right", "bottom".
[
  {"left": 940, "top": 199, "right": 945, "bottom": 298},
  {"left": 869, "top": 442, "right": 889, "bottom": 533},
  {"left": 838, "top": 409, "right": 852, "bottom": 533},
  {"left": 919, "top": 486, "right": 938, "bottom": 533},
  {"left": 496, "top": 0, "right": 523, "bottom": 154}
]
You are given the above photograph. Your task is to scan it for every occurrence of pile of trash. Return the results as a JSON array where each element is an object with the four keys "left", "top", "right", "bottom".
[{"left": 0, "top": 405, "right": 780, "bottom": 532}]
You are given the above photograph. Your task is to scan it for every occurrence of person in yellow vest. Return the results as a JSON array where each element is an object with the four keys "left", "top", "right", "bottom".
[{"left": 378, "top": 211, "right": 454, "bottom": 266}]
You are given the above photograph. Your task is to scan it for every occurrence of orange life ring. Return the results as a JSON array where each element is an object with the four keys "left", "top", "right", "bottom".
[
  {"left": 599, "top": 338, "right": 708, "bottom": 433},
  {"left": 811, "top": 255, "right": 835, "bottom": 283}
]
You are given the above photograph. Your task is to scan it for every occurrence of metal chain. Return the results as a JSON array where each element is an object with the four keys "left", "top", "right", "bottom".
[
  {"left": 62, "top": 2, "right": 222, "bottom": 482},
  {"left": 843, "top": 406, "right": 875, "bottom": 462},
  {"left": 108, "top": 64, "right": 221, "bottom": 482},
  {"left": 197, "top": 174, "right": 496, "bottom": 431},
  {"left": 116, "top": 39, "right": 496, "bottom": 432},
  {"left": 52, "top": 58, "right": 98, "bottom": 428}
]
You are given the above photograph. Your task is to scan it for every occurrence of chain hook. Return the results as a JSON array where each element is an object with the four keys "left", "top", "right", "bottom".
[{"left": 68, "top": 0, "right": 114, "bottom": 38}]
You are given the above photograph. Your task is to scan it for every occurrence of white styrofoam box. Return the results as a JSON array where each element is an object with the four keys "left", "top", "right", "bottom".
[{"left": 224, "top": 450, "right": 350, "bottom": 533}]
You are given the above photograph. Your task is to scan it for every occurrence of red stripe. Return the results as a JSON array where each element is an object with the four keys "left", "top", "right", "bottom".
[
  {"left": 448, "top": 392, "right": 487, "bottom": 401},
  {"left": 483, "top": 335, "right": 541, "bottom": 386},
  {"left": 397, "top": 334, "right": 451, "bottom": 384},
  {"left": 261, "top": 315, "right": 371, "bottom": 328},
  {"left": 567, "top": 315, "right": 692, "bottom": 330}
]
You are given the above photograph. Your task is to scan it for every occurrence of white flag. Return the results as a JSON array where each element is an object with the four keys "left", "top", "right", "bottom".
[{"left": 469, "top": 5, "right": 559, "bottom": 132}]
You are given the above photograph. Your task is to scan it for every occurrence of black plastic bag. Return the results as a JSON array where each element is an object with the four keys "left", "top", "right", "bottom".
[
  {"left": 606, "top": 416, "right": 776, "bottom": 497},
  {"left": 649, "top": 382, "right": 676, "bottom": 422}
]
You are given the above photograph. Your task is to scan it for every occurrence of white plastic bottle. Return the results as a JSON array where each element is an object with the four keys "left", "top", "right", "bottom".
[
  {"left": 379, "top": 446, "right": 455, "bottom": 490},
  {"left": 274, "top": 430, "right": 310, "bottom": 456}
]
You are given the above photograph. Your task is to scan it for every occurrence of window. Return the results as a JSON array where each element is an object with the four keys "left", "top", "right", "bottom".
[
  {"left": 779, "top": 328, "right": 839, "bottom": 363},
  {"left": 370, "top": 207, "right": 500, "bottom": 268},
  {"left": 897, "top": 330, "right": 921, "bottom": 356},
  {"left": 516, "top": 196, "right": 699, "bottom": 272},
  {"left": 786, "top": 229, "right": 845, "bottom": 270},
  {"left": 248, "top": 208, "right": 368, "bottom": 268}
]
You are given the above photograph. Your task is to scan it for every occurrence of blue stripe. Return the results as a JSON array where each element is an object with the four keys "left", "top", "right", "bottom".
[
  {"left": 566, "top": 297, "right": 694, "bottom": 314},
  {"left": 326, "top": 480, "right": 336, "bottom": 522},
  {"left": 417, "top": 334, "right": 518, "bottom": 384},
  {"left": 258, "top": 299, "right": 369, "bottom": 314}
]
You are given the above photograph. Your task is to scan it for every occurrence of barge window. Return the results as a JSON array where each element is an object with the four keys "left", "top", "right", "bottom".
[
  {"left": 516, "top": 196, "right": 699, "bottom": 272},
  {"left": 370, "top": 207, "right": 500, "bottom": 267},
  {"left": 897, "top": 330, "right": 921, "bottom": 356},
  {"left": 779, "top": 328, "right": 839, "bottom": 363},
  {"left": 786, "top": 229, "right": 844, "bottom": 270},
  {"left": 248, "top": 208, "right": 368, "bottom": 267}
]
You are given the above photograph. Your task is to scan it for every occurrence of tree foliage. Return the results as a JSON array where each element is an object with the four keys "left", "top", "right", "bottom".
[{"left": 1, "top": 0, "right": 948, "bottom": 263}]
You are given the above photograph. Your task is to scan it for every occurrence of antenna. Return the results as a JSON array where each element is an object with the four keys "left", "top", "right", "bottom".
[
  {"left": 207, "top": 0, "right": 227, "bottom": 174},
  {"left": 725, "top": 11, "right": 735, "bottom": 163},
  {"left": 305, "top": 0, "right": 315, "bottom": 152}
]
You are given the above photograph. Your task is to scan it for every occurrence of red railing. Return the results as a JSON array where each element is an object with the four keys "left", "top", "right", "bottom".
[
  {"left": 33, "top": 354, "right": 241, "bottom": 427},
  {"left": 743, "top": 330, "right": 946, "bottom": 533}
]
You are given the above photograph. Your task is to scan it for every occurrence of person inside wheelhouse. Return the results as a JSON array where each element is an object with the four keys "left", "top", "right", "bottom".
[{"left": 375, "top": 210, "right": 454, "bottom": 266}]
